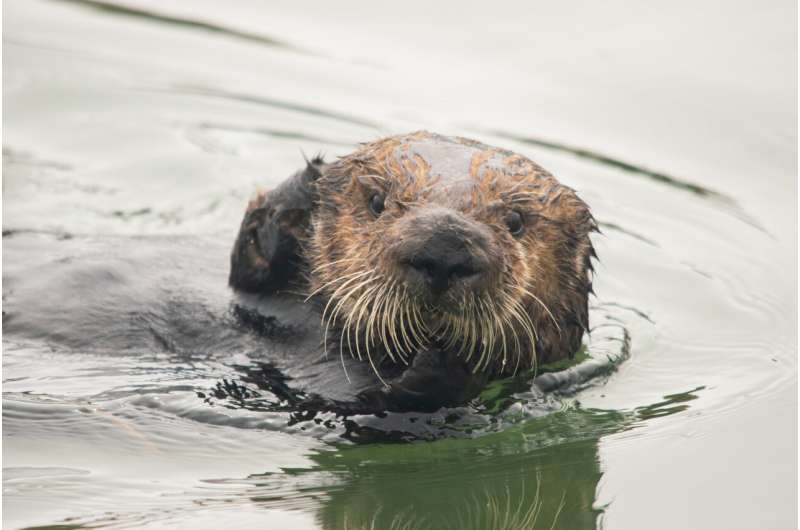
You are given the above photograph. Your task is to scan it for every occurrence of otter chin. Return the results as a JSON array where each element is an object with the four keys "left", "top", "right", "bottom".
[{"left": 229, "top": 131, "right": 596, "bottom": 412}]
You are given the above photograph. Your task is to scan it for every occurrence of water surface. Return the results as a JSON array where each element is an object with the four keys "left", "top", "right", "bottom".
[{"left": 3, "top": 1, "right": 797, "bottom": 529}]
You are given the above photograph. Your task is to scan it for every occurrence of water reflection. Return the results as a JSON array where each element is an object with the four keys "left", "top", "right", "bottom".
[
  {"left": 16, "top": 389, "right": 703, "bottom": 530},
  {"left": 303, "top": 409, "right": 618, "bottom": 530},
  {"left": 246, "top": 389, "right": 699, "bottom": 530}
]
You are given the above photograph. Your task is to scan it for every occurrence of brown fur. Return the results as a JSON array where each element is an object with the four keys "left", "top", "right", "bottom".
[{"left": 299, "top": 131, "right": 596, "bottom": 375}]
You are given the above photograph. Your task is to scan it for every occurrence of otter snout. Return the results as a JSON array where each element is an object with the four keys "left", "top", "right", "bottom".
[
  {"left": 404, "top": 241, "right": 485, "bottom": 295},
  {"left": 392, "top": 207, "right": 494, "bottom": 304}
]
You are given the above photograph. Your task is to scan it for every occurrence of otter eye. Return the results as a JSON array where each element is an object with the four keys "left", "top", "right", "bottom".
[
  {"left": 368, "top": 193, "right": 385, "bottom": 216},
  {"left": 505, "top": 210, "right": 524, "bottom": 235}
]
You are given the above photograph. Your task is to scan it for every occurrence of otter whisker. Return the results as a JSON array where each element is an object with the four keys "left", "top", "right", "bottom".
[
  {"left": 389, "top": 289, "right": 411, "bottom": 364},
  {"left": 338, "top": 355, "right": 352, "bottom": 384},
  {"left": 452, "top": 305, "right": 466, "bottom": 357},
  {"left": 446, "top": 307, "right": 460, "bottom": 353},
  {"left": 473, "top": 296, "right": 495, "bottom": 372},
  {"left": 406, "top": 296, "right": 426, "bottom": 352},
  {"left": 509, "top": 298, "right": 539, "bottom": 374},
  {"left": 412, "top": 299, "right": 430, "bottom": 341},
  {"left": 330, "top": 277, "right": 376, "bottom": 361},
  {"left": 497, "top": 312, "right": 509, "bottom": 372},
  {"left": 364, "top": 280, "right": 393, "bottom": 363},
  {"left": 431, "top": 311, "right": 448, "bottom": 341},
  {"left": 320, "top": 270, "right": 372, "bottom": 325},
  {"left": 442, "top": 313, "right": 461, "bottom": 351},
  {"left": 365, "top": 346, "right": 389, "bottom": 387},
  {"left": 507, "top": 300, "right": 534, "bottom": 375},
  {"left": 353, "top": 285, "right": 392, "bottom": 388},
  {"left": 325, "top": 279, "right": 378, "bottom": 385},
  {"left": 470, "top": 297, "right": 485, "bottom": 368},
  {"left": 446, "top": 297, "right": 471, "bottom": 354},
  {"left": 400, "top": 300, "right": 420, "bottom": 353},
  {"left": 482, "top": 297, "right": 497, "bottom": 367},
  {"left": 388, "top": 288, "right": 412, "bottom": 360},
  {"left": 456, "top": 297, "right": 471, "bottom": 356},
  {"left": 323, "top": 274, "right": 373, "bottom": 323},
  {"left": 448, "top": 315, "right": 461, "bottom": 350},
  {"left": 339, "top": 278, "right": 379, "bottom": 361},
  {"left": 512, "top": 297, "right": 539, "bottom": 342},
  {"left": 378, "top": 281, "right": 406, "bottom": 364},
  {"left": 511, "top": 297, "right": 539, "bottom": 346},
  {"left": 521, "top": 287, "right": 562, "bottom": 336},
  {"left": 373, "top": 285, "right": 393, "bottom": 361},
  {"left": 467, "top": 293, "right": 483, "bottom": 358},
  {"left": 505, "top": 308, "right": 523, "bottom": 371},
  {"left": 396, "top": 293, "right": 417, "bottom": 357},
  {"left": 483, "top": 297, "right": 508, "bottom": 372},
  {"left": 405, "top": 297, "right": 427, "bottom": 351},
  {"left": 339, "top": 307, "right": 358, "bottom": 362},
  {"left": 361, "top": 282, "right": 389, "bottom": 358},
  {"left": 494, "top": 301, "right": 514, "bottom": 371},
  {"left": 454, "top": 294, "right": 472, "bottom": 357},
  {"left": 468, "top": 293, "right": 480, "bottom": 359},
  {"left": 399, "top": 287, "right": 424, "bottom": 354},
  {"left": 463, "top": 294, "right": 480, "bottom": 363},
  {"left": 352, "top": 283, "right": 382, "bottom": 362},
  {"left": 384, "top": 287, "right": 402, "bottom": 360},
  {"left": 310, "top": 256, "right": 364, "bottom": 274},
  {"left": 305, "top": 268, "right": 369, "bottom": 302},
  {"left": 474, "top": 295, "right": 496, "bottom": 366},
  {"left": 321, "top": 270, "right": 374, "bottom": 356},
  {"left": 322, "top": 271, "right": 370, "bottom": 330},
  {"left": 399, "top": 290, "right": 418, "bottom": 355}
]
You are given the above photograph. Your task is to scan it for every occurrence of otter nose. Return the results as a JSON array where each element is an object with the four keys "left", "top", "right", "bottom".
[
  {"left": 393, "top": 207, "right": 493, "bottom": 300},
  {"left": 408, "top": 252, "right": 481, "bottom": 291},
  {"left": 401, "top": 237, "right": 486, "bottom": 297}
]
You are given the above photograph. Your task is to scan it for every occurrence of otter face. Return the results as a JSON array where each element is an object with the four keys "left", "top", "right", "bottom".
[{"left": 305, "top": 132, "right": 596, "bottom": 374}]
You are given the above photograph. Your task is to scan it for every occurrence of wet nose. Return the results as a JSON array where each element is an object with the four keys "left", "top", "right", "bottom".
[{"left": 402, "top": 236, "right": 486, "bottom": 296}]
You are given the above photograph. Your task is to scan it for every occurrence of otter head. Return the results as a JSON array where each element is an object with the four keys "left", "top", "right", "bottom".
[{"left": 300, "top": 132, "right": 596, "bottom": 374}]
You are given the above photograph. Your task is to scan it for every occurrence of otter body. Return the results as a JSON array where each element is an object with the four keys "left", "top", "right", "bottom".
[
  {"left": 2, "top": 132, "right": 595, "bottom": 417},
  {"left": 230, "top": 131, "right": 596, "bottom": 412}
]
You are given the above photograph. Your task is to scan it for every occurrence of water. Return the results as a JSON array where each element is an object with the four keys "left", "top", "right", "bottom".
[{"left": 2, "top": 0, "right": 796, "bottom": 529}]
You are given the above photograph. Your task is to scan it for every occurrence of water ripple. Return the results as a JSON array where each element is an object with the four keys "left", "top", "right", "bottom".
[{"left": 49, "top": 0, "right": 310, "bottom": 54}]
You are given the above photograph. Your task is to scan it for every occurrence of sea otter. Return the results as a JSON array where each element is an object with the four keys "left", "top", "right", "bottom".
[{"left": 229, "top": 131, "right": 596, "bottom": 413}]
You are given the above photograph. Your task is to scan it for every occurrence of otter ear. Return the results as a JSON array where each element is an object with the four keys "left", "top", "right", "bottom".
[{"left": 229, "top": 156, "right": 323, "bottom": 293}]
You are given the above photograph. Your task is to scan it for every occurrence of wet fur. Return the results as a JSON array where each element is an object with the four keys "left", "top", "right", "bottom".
[{"left": 230, "top": 132, "right": 596, "bottom": 402}]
